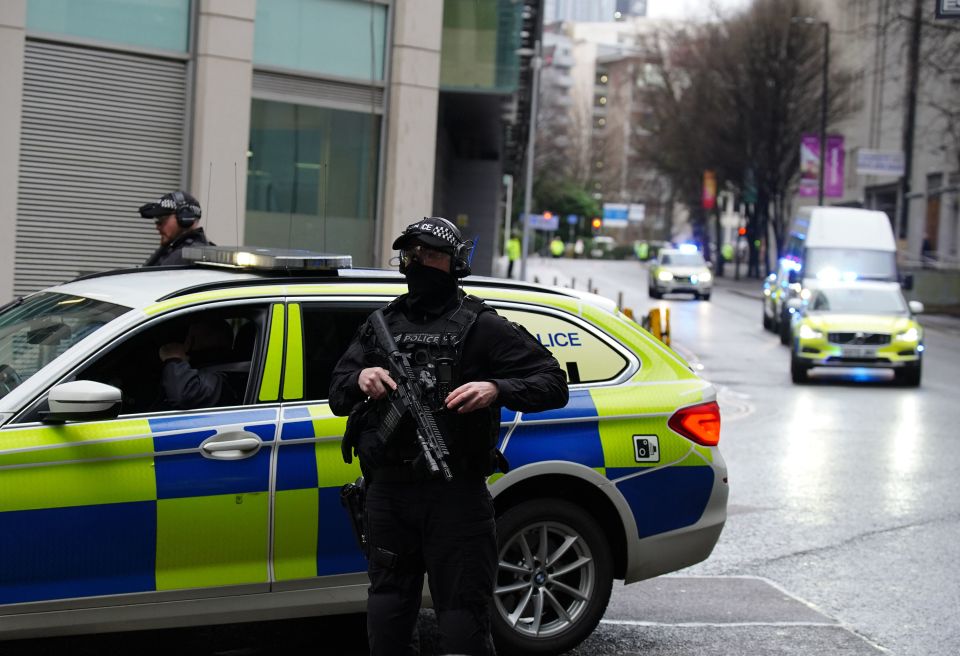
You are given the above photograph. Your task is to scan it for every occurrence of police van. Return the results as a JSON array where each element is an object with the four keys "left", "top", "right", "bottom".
[{"left": 0, "top": 248, "right": 727, "bottom": 654}]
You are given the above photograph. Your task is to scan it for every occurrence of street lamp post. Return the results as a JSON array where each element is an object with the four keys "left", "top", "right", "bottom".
[
  {"left": 519, "top": 41, "right": 542, "bottom": 282},
  {"left": 791, "top": 17, "right": 830, "bottom": 206}
]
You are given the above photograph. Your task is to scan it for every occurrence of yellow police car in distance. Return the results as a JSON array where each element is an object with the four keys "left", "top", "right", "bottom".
[
  {"left": 648, "top": 246, "right": 713, "bottom": 301},
  {"left": 0, "top": 247, "right": 727, "bottom": 654},
  {"left": 788, "top": 281, "right": 924, "bottom": 386}
]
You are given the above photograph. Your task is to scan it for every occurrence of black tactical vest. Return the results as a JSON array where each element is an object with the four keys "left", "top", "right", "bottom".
[{"left": 361, "top": 294, "right": 501, "bottom": 478}]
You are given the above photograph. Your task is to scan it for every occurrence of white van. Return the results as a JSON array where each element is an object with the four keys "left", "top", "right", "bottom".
[{"left": 762, "top": 207, "right": 907, "bottom": 344}]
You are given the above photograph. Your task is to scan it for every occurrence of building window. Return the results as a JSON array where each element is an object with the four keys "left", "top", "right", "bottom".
[
  {"left": 440, "top": 0, "right": 523, "bottom": 92},
  {"left": 26, "top": 0, "right": 190, "bottom": 52},
  {"left": 245, "top": 99, "right": 380, "bottom": 265},
  {"left": 254, "top": 0, "right": 387, "bottom": 80}
]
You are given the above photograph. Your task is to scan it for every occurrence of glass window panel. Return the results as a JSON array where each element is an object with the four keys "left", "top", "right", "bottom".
[
  {"left": 441, "top": 0, "right": 521, "bottom": 93},
  {"left": 26, "top": 0, "right": 190, "bottom": 52},
  {"left": 254, "top": 0, "right": 386, "bottom": 80},
  {"left": 245, "top": 99, "right": 380, "bottom": 266}
]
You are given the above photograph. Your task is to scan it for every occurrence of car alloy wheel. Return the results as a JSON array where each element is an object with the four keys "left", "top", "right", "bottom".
[{"left": 492, "top": 499, "right": 612, "bottom": 655}]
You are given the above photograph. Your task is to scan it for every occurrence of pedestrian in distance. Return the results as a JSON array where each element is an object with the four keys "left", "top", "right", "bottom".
[
  {"left": 139, "top": 191, "right": 212, "bottom": 266},
  {"left": 329, "top": 216, "right": 568, "bottom": 656},
  {"left": 506, "top": 233, "right": 521, "bottom": 279}
]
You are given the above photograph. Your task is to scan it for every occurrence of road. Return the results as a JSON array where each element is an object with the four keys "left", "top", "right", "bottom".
[
  {"left": 529, "top": 256, "right": 960, "bottom": 656},
  {"left": 8, "top": 257, "right": 959, "bottom": 655}
]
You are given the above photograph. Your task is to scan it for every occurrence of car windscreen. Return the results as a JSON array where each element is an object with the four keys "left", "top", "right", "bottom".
[
  {"left": 661, "top": 253, "right": 705, "bottom": 267},
  {"left": 804, "top": 248, "right": 897, "bottom": 280},
  {"left": 814, "top": 288, "right": 907, "bottom": 314},
  {"left": 0, "top": 293, "right": 128, "bottom": 401}
]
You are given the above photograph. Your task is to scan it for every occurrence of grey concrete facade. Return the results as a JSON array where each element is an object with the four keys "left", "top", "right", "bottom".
[
  {"left": 190, "top": 0, "right": 256, "bottom": 245},
  {"left": 379, "top": 0, "right": 442, "bottom": 267},
  {"left": 0, "top": 0, "right": 26, "bottom": 303}
]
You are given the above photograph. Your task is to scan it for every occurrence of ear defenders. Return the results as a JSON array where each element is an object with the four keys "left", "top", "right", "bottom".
[
  {"left": 433, "top": 217, "right": 472, "bottom": 278},
  {"left": 170, "top": 191, "right": 202, "bottom": 229}
]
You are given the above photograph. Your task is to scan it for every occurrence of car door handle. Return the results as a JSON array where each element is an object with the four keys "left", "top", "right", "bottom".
[{"left": 201, "top": 432, "right": 262, "bottom": 459}]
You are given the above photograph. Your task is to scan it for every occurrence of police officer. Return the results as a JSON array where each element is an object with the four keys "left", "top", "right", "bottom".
[
  {"left": 139, "top": 191, "right": 212, "bottom": 266},
  {"left": 329, "top": 217, "right": 568, "bottom": 656},
  {"left": 159, "top": 318, "right": 242, "bottom": 410}
]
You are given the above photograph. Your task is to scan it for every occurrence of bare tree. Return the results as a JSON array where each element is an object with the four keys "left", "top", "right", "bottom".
[{"left": 636, "top": 0, "right": 856, "bottom": 275}]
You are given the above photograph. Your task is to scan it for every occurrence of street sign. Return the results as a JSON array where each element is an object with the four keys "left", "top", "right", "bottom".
[
  {"left": 936, "top": 0, "right": 960, "bottom": 19},
  {"left": 856, "top": 149, "right": 905, "bottom": 176},
  {"left": 523, "top": 213, "right": 559, "bottom": 230},
  {"left": 628, "top": 203, "right": 645, "bottom": 222},
  {"left": 602, "top": 203, "right": 628, "bottom": 228},
  {"left": 566, "top": 214, "right": 579, "bottom": 225}
]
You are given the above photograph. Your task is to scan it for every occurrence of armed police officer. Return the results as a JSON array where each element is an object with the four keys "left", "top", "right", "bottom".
[
  {"left": 138, "top": 191, "right": 212, "bottom": 266},
  {"left": 329, "top": 217, "right": 568, "bottom": 656}
]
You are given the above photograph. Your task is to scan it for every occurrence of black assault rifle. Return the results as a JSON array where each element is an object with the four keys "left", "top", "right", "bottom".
[{"left": 369, "top": 309, "right": 453, "bottom": 482}]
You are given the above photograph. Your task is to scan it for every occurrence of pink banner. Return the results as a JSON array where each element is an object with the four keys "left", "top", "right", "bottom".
[{"left": 799, "top": 134, "right": 844, "bottom": 198}]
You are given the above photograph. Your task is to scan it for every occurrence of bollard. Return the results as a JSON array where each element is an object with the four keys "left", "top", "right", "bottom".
[
  {"left": 553, "top": 276, "right": 558, "bottom": 286},
  {"left": 533, "top": 276, "right": 539, "bottom": 284},
  {"left": 588, "top": 278, "right": 593, "bottom": 292},
  {"left": 571, "top": 277, "right": 576, "bottom": 289},
  {"left": 645, "top": 306, "right": 671, "bottom": 346},
  {"left": 622, "top": 307, "right": 634, "bottom": 319},
  {"left": 617, "top": 291, "right": 623, "bottom": 310}
]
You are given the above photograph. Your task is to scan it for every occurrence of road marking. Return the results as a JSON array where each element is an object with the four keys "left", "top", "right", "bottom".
[{"left": 601, "top": 619, "right": 838, "bottom": 628}]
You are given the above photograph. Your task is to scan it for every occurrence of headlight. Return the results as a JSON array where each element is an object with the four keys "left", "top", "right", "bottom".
[
  {"left": 699, "top": 270, "right": 712, "bottom": 282},
  {"left": 895, "top": 327, "right": 919, "bottom": 342},
  {"left": 798, "top": 324, "right": 822, "bottom": 340},
  {"left": 658, "top": 270, "right": 674, "bottom": 282}
]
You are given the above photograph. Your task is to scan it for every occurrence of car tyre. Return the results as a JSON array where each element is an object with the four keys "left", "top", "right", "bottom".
[
  {"left": 492, "top": 499, "right": 613, "bottom": 656},
  {"left": 894, "top": 361, "right": 922, "bottom": 387},
  {"left": 700, "top": 293, "right": 711, "bottom": 302},
  {"left": 648, "top": 287, "right": 661, "bottom": 300},
  {"left": 762, "top": 305, "right": 773, "bottom": 331},
  {"left": 779, "top": 310, "right": 792, "bottom": 346},
  {"left": 790, "top": 353, "right": 809, "bottom": 384}
]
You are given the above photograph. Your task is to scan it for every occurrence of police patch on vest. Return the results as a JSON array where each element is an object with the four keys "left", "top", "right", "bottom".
[{"left": 397, "top": 333, "right": 455, "bottom": 346}]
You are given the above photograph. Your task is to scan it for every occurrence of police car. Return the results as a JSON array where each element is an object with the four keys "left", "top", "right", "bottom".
[
  {"left": 788, "top": 281, "right": 924, "bottom": 386},
  {"left": 0, "top": 247, "right": 727, "bottom": 654},
  {"left": 648, "top": 245, "right": 713, "bottom": 301}
]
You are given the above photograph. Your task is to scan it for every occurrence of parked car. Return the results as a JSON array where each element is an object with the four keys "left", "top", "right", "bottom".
[
  {"left": 788, "top": 281, "right": 924, "bottom": 386},
  {"left": 0, "top": 247, "right": 728, "bottom": 654}
]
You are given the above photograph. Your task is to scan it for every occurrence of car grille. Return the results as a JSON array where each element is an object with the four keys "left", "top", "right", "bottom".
[
  {"left": 673, "top": 276, "right": 692, "bottom": 283},
  {"left": 827, "top": 332, "right": 891, "bottom": 345}
]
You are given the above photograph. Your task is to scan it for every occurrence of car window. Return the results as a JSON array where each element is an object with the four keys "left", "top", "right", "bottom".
[
  {"left": 660, "top": 255, "right": 672, "bottom": 265},
  {"left": 18, "top": 304, "right": 267, "bottom": 422},
  {"left": 0, "top": 293, "right": 128, "bottom": 401},
  {"left": 497, "top": 307, "right": 628, "bottom": 384},
  {"left": 812, "top": 293, "right": 830, "bottom": 311},
  {"left": 300, "top": 304, "right": 373, "bottom": 401}
]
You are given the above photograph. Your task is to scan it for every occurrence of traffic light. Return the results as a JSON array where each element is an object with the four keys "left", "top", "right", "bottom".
[
  {"left": 543, "top": 211, "right": 553, "bottom": 220},
  {"left": 738, "top": 226, "right": 747, "bottom": 237},
  {"left": 591, "top": 217, "right": 602, "bottom": 234}
]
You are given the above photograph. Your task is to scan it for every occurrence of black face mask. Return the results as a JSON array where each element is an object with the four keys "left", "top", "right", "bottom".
[{"left": 405, "top": 262, "right": 457, "bottom": 316}]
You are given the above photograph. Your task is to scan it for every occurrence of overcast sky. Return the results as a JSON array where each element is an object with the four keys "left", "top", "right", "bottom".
[{"left": 646, "top": 0, "right": 751, "bottom": 20}]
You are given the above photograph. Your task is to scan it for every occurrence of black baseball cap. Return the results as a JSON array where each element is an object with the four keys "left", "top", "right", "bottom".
[
  {"left": 392, "top": 217, "right": 464, "bottom": 253},
  {"left": 139, "top": 191, "right": 202, "bottom": 219}
]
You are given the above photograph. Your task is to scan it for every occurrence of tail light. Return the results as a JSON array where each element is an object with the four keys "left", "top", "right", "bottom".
[{"left": 668, "top": 401, "right": 721, "bottom": 446}]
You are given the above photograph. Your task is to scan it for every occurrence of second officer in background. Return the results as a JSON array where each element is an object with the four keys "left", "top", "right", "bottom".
[
  {"left": 330, "top": 217, "right": 568, "bottom": 656},
  {"left": 139, "top": 191, "right": 212, "bottom": 266}
]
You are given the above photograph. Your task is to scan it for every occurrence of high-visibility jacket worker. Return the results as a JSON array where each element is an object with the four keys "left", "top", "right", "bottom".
[
  {"left": 549, "top": 237, "right": 564, "bottom": 258},
  {"left": 506, "top": 235, "right": 521, "bottom": 278}
]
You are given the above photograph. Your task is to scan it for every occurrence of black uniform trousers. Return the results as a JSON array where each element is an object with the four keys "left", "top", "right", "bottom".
[{"left": 365, "top": 476, "right": 497, "bottom": 656}]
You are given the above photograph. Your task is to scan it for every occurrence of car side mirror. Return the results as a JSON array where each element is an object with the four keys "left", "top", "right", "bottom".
[
  {"left": 787, "top": 270, "right": 800, "bottom": 284},
  {"left": 908, "top": 300, "right": 924, "bottom": 315},
  {"left": 42, "top": 380, "right": 122, "bottom": 423},
  {"left": 901, "top": 273, "right": 914, "bottom": 291}
]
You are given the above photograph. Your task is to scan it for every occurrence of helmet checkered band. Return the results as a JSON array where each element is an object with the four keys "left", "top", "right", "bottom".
[{"left": 407, "top": 221, "right": 461, "bottom": 249}]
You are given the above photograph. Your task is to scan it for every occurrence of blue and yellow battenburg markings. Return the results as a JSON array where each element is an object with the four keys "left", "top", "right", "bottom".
[
  {"left": 0, "top": 409, "right": 278, "bottom": 605},
  {"left": 500, "top": 381, "right": 715, "bottom": 539}
]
